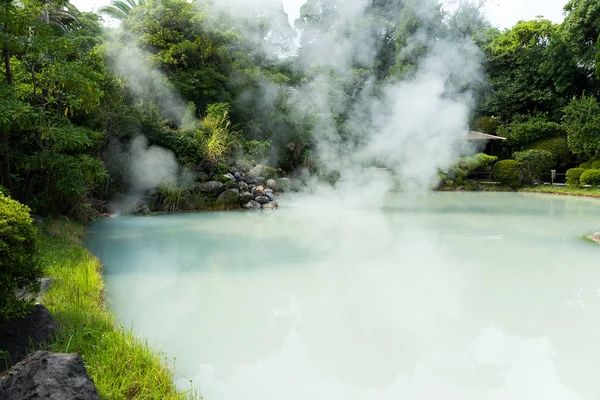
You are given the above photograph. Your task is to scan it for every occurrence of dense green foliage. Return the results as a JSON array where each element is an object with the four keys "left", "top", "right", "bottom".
[
  {"left": 0, "top": 194, "right": 41, "bottom": 320},
  {"left": 580, "top": 169, "right": 600, "bottom": 186},
  {"left": 0, "top": 0, "right": 599, "bottom": 216},
  {"left": 566, "top": 167, "right": 586, "bottom": 187},
  {"left": 525, "top": 137, "right": 573, "bottom": 169},
  {"left": 514, "top": 149, "right": 555, "bottom": 183},
  {"left": 439, "top": 153, "right": 497, "bottom": 187},
  {"left": 493, "top": 159, "right": 522, "bottom": 188}
]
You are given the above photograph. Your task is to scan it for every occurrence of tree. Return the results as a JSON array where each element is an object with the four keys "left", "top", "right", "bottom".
[
  {"left": 563, "top": 0, "right": 600, "bottom": 75},
  {"left": 480, "top": 19, "right": 584, "bottom": 122},
  {"left": 99, "top": 0, "right": 146, "bottom": 20},
  {"left": 514, "top": 149, "right": 555, "bottom": 183},
  {"left": 563, "top": 95, "right": 600, "bottom": 160}
]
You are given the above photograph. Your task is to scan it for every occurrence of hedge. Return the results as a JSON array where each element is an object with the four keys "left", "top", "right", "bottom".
[
  {"left": 566, "top": 168, "right": 586, "bottom": 187},
  {"left": 580, "top": 169, "right": 600, "bottom": 187},
  {"left": 493, "top": 160, "right": 523, "bottom": 188}
]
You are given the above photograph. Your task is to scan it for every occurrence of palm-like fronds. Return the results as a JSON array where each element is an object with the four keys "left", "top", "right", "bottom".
[{"left": 99, "top": 0, "right": 147, "bottom": 20}]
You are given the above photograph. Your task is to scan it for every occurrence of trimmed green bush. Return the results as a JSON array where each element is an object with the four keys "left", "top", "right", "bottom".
[
  {"left": 525, "top": 137, "right": 573, "bottom": 169},
  {"left": 580, "top": 169, "right": 600, "bottom": 187},
  {"left": 493, "top": 160, "right": 523, "bottom": 188},
  {"left": 514, "top": 149, "right": 554, "bottom": 183},
  {"left": 591, "top": 160, "right": 600, "bottom": 170},
  {"left": 580, "top": 162, "right": 592, "bottom": 169},
  {"left": 0, "top": 194, "right": 42, "bottom": 320},
  {"left": 566, "top": 168, "right": 586, "bottom": 187}
]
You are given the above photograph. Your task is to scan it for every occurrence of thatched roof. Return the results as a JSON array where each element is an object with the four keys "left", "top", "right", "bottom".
[{"left": 466, "top": 131, "right": 506, "bottom": 140}]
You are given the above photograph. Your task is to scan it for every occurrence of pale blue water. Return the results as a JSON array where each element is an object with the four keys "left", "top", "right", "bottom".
[{"left": 86, "top": 192, "right": 600, "bottom": 400}]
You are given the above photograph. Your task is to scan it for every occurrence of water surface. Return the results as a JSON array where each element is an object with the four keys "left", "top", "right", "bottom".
[{"left": 86, "top": 192, "right": 600, "bottom": 400}]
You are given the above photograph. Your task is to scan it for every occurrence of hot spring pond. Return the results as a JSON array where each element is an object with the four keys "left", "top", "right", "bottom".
[{"left": 86, "top": 192, "right": 600, "bottom": 400}]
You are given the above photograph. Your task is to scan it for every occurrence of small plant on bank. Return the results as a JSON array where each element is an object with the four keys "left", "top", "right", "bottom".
[
  {"left": 591, "top": 160, "right": 600, "bottom": 169},
  {"left": 580, "top": 169, "right": 600, "bottom": 187},
  {"left": 514, "top": 149, "right": 554, "bottom": 184},
  {"left": 0, "top": 193, "right": 42, "bottom": 320},
  {"left": 566, "top": 168, "right": 586, "bottom": 187},
  {"left": 493, "top": 159, "right": 523, "bottom": 188},
  {"left": 580, "top": 162, "right": 592, "bottom": 169}
]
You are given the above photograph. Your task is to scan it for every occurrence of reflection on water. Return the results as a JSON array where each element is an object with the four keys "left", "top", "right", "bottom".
[{"left": 86, "top": 192, "right": 600, "bottom": 400}]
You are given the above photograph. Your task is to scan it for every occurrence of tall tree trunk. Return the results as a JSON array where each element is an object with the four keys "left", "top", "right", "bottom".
[{"left": 3, "top": 47, "right": 13, "bottom": 86}]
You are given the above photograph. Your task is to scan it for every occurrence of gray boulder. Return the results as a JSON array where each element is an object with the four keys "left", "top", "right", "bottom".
[
  {"left": 234, "top": 172, "right": 243, "bottom": 182},
  {"left": 239, "top": 192, "right": 254, "bottom": 204},
  {"left": 265, "top": 179, "right": 277, "bottom": 190},
  {"left": 132, "top": 203, "right": 151, "bottom": 215},
  {"left": 244, "top": 200, "right": 261, "bottom": 210},
  {"left": 255, "top": 196, "right": 270, "bottom": 205},
  {"left": 263, "top": 201, "right": 278, "bottom": 209},
  {"left": 265, "top": 188, "right": 274, "bottom": 201},
  {"left": 218, "top": 188, "right": 240, "bottom": 207},
  {"left": 225, "top": 181, "right": 240, "bottom": 190},
  {"left": 0, "top": 305, "right": 58, "bottom": 372},
  {"left": 238, "top": 181, "right": 249, "bottom": 192},
  {"left": 198, "top": 181, "right": 225, "bottom": 196},
  {"left": 223, "top": 173, "right": 236, "bottom": 181},
  {"left": 246, "top": 177, "right": 265, "bottom": 186},
  {"left": 0, "top": 351, "right": 99, "bottom": 400}
]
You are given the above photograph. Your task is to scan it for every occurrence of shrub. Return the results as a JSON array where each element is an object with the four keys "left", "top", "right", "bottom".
[
  {"left": 580, "top": 169, "right": 600, "bottom": 187},
  {"left": 499, "top": 115, "right": 565, "bottom": 148},
  {"left": 262, "top": 166, "right": 277, "bottom": 180},
  {"left": 591, "top": 160, "right": 600, "bottom": 170},
  {"left": 525, "top": 137, "right": 573, "bottom": 169},
  {"left": 244, "top": 140, "right": 272, "bottom": 163},
  {"left": 493, "top": 160, "right": 523, "bottom": 188},
  {"left": 514, "top": 149, "right": 555, "bottom": 183},
  {"left": 580, "top": 162, "right": 592, "bottom": 169},
  {"left": 566, "top": 168, "right": 586, "bottom": 187},
  {"left": 473, "top": 116, "right": 500, "bottom": 135},
  {"left": 0, "top": 194, "right": 42, "bottom": 320},
  {"left": 440, "top": 153, "right": 498, "bottom": 187}
]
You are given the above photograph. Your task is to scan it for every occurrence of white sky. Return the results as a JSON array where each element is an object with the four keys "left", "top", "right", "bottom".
[{"left": 71, "top": 0, "right": 569, "bottom": 30}]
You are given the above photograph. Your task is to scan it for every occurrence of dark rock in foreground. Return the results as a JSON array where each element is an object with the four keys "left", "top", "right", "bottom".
[
  {"left": 239, "top": 191, "right": 254, "bottom": 204},
  {"left": 197, "top": 181, "right": 225, "bottom": 196},
  {"left": 255, "top": 196, "right": 270, "bottom": 205},
  {"left": 244, "top": 200, "right": 261, "bottom": 210},
  {"left": 0, "top": 351, "right": 100, "bottom": 400},
  {"left": 218, "top": 188, "right": 240, "bottom": 207},
  {"left": 0, "top": 305, "right": 58, "bottom": 372}
]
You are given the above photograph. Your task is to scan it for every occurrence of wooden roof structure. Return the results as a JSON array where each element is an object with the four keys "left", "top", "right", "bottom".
[{"left": 465, "top": 131, "right": 506, "bottom": 140}]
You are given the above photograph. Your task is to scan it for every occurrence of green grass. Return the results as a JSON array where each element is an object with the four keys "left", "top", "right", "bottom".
[
  {"left": 39, "top": 219, "right": 194, "bottom": 400},
  {"left": 520, "top": 185, "right": 600, "bottom": 198}
]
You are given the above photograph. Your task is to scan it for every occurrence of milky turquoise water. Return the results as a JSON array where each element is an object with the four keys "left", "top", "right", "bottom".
[{"left": 86, "top": 192, "right": 600, "bottom": 400}]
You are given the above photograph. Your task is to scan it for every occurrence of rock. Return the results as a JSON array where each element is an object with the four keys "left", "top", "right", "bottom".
[
  {"left": 234, "top": 172, "right": 243, "bottom": 182},
  {"left": 265, "top": 189, "right": 274, "bottom": 201},
  {"left": 247, "top": 164, "right": 266, "bottom": 178},
  {"left": 238, "top": 181, "right": 249, "bottom": 192},
  {"left": 256, "top": 185, "right": 265, "bottom": 194},
  {"left": 132, "top": 203, "right": 151, "bottom": 215},
  {"left": 0, "top": 351, "right": 100, "bottom": 400},
  {"left": 266, "top": 179, "right": 277, "bottom": 190},
  {"left": 591, "top": 232, "right": 600, "bottom": 243},
  {"left": 456, "top": 186, "right": 465, "bottom": 191},
  {"left": 225, "top": 181, "right": 240, "bottom": 190},
  {"left": 255, "top": 196, "right": 270, "bottom": 205},
  {"left": 0, "top": 305, "right": 59, "bottom": 372},
  {"left": 246, "top": 177, "right": 265, "bottom": 186},
  {"left": 217, "top": 188, "right": 240, "bottom": 207},
  {"left": 197, "top": 181, "right": 225, "bottom": 196},
  {"left": 29, "top": 213, "right": 45, "bottom": 227},
  {"left": 199, "top": 159, "right": 218, "bottom": 174},
  {"left": 277, "top": 178, "right": 292, "bottom": 192},
  {"left": 263, "top": 201, "right": 278, "bottom": 209},
  {"left": 244, "top": 200, "right": 261, "bottom": 210},
  {"left": 223, "top": 173, "right": 235, "bottom": 182},
  {"left": 239, "top": 192, "right": 254, "bottom": 204}
]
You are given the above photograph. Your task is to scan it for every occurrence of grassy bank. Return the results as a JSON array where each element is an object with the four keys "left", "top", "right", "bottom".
[
  {"left": 39, "top": 219, "right": 190, "bottom": 399},
  {"left": 520, "top": 185, "right": 600, "bottom": 198}
]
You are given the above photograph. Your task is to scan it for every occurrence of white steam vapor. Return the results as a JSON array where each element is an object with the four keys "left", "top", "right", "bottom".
[{"left": 107, "top": 41, "right": 196, "bottom": 127}]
